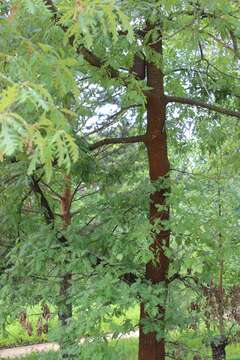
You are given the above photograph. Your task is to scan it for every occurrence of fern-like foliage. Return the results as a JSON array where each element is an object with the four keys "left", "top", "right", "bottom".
[
  {"left": 0, "top": 83, "right": 79, "bottom": 181},
  {"left": 57, "top": 0, "right": 134, "bottom": 49}
]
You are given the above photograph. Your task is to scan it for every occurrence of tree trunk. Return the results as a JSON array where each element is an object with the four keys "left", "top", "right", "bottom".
[
  {"left": 58, "top": 176, "right": 73, "bottom": 358},
  {"left": 138, "top": 29, "right": 170, "bottom": 360},
  {"left": 210, "top": 336, "right": 227, "bottom": 360},
  {"left": 59, "top": 271, "right": 73, "bottom": 359},
  {"left": 217, "top": 183, "right": 225, "bottom": 337},
  {"left": 59, "top": 273, "right": 72, "bottom": 327}
]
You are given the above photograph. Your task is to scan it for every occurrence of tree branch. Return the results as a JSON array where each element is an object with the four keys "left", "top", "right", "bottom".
[
  {"left": 168, "top": 272, "right": 200, "bottom": 288},
  {"left": 43, "top": 0, "right": 121, "bottom": 80},
  {"left": 166, "top": 95, "right": 240, "bottom": 118},
  {"left": 71, "top": 190, "right": 100, "bottom": 204},
  {"left": 206, "top": 32, "right": 239, "bottom": 58},
  {"left": 89, "top": 135, "right": 145, "bottom": 151},
  {"left": 30, "top": 176, "right": 55, "bottom": 225},
  {"left": 40, "top": 180, "right": 62, "bottom": 200},
  {"left": 43, "top": 0, "right": 58, "bottom": 19},
  {"left": 229, "top": 29, "right": 240, "bottom": 58},
  {"left": 85, "top": 105, "right": 140, "bottom": 136}
]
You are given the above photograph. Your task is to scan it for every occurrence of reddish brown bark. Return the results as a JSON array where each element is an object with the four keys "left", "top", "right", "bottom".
[{"left": 138, "top": 31, "right": 170, "bottom": 360}]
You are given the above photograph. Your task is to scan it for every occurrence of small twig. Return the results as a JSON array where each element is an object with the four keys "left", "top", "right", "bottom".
[{"left": 40, "top": 181, "right": 62, "bottom": 200}]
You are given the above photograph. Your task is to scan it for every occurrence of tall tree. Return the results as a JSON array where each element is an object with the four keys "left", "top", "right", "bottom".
[{"left": 0, "top": 1, "right": 240, "bottom": 359}]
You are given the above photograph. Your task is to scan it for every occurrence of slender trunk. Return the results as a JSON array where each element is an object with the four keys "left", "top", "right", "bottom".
[
  {"left": 217, "top": 183, "right": 224, "bottom": 336},
  {"left": 139, "top": 29, "right": 170, "bottom": 360},
  {"left": 59, "top": 273, "right": 72, "bottom": 327},
  {"left": 30, "top": 176, "right": 73, "bottom": 354},
  {"left": 210, "top": 184, "right": 227, "bottom": 360},
  {"left": 58, "top": 176, "right": 72, "bottom": 357}
]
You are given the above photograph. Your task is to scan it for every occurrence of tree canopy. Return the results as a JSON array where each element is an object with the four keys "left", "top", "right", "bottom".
[{"left": 0, "top": 1, "right": 240, "bottom": 359}]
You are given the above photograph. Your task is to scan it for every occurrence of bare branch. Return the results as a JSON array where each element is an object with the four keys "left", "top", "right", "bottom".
[
  {"left": 201, "top": 57, "right": 240, "bottom": 81},
  {"left": 86, "top": 105, "right": 140, "bottom": 136},
  {"left": 89, "top": 135, "right": 145, "bottom": 151},
  {"left": 164, "top": 18, "right": 196, "bottom": 40},
  {"left": 166, "top": 95, "right": 240, "bottom": 118},
  {"left": 71, "top": 190, "right": 100, "bottom": 204},
  {"left": 229, "top": 29, "right": 240, "bottom": 58},
  {"left": 30, "top": 176, "right": 55, "bottom": 225},
  {"left": 40, "top": 181, "right": 62, "bottom": 200},
  {"left": 22, "top": 208, "right": 43, "bottom": 214},
  {"left": 168, "top": 273, "right": 200, "bottom": 289},
  {"left": 69, "top": 181, "right": 82, "bottom": 208},
  {"left": 206, "top": 32, "right": 240, "bottom": 58}
]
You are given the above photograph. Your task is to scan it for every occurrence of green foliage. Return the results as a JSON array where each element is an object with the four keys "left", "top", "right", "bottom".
[
  {"left": 0, "top": 83, "right": 80, "bottom": 179},
  {"left": 0, "top": 0, "right": 240, "bottom": 359}
]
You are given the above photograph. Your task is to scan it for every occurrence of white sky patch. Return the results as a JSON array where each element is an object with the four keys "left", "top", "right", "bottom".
[{"left": 83, "top": 103, "right": 122, "bottom": 136}]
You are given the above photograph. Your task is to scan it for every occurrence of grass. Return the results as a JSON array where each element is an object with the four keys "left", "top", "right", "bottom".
[
  {"left": 1, "top": 338, "right": 240, "bottom": 360},
  {"left": 1, "top": 305, "right": 240, "bottom": 359},
  {"left": 0, "top": 304, "right": 57, "bottom": 348},
  {"left": 0, "top": 339, "right": 138, "bottom": 360},
  {"left": 228, "top": 343, "right": 240, "bottom": 359},
  {"left": 0, "top": 304, "right": 139, "bottom": 348}
]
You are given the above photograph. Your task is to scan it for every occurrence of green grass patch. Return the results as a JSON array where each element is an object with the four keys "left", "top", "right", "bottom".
[
  {"left": 0, "top": 304, "right": 58, "bottom": 348},
  {"left": 1, "top": 338, "right": 240, "bottom": 359},
  {"left": 0, "top": 304, "right": 139, "bottom": 348},
  {"left": 1, "top": 305, "right": 240, "bottom": 359}
]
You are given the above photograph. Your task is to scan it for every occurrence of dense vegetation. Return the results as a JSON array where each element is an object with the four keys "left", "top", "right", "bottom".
[{"left": 0, "top": 1, "right": 240, "bottom": 359}]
